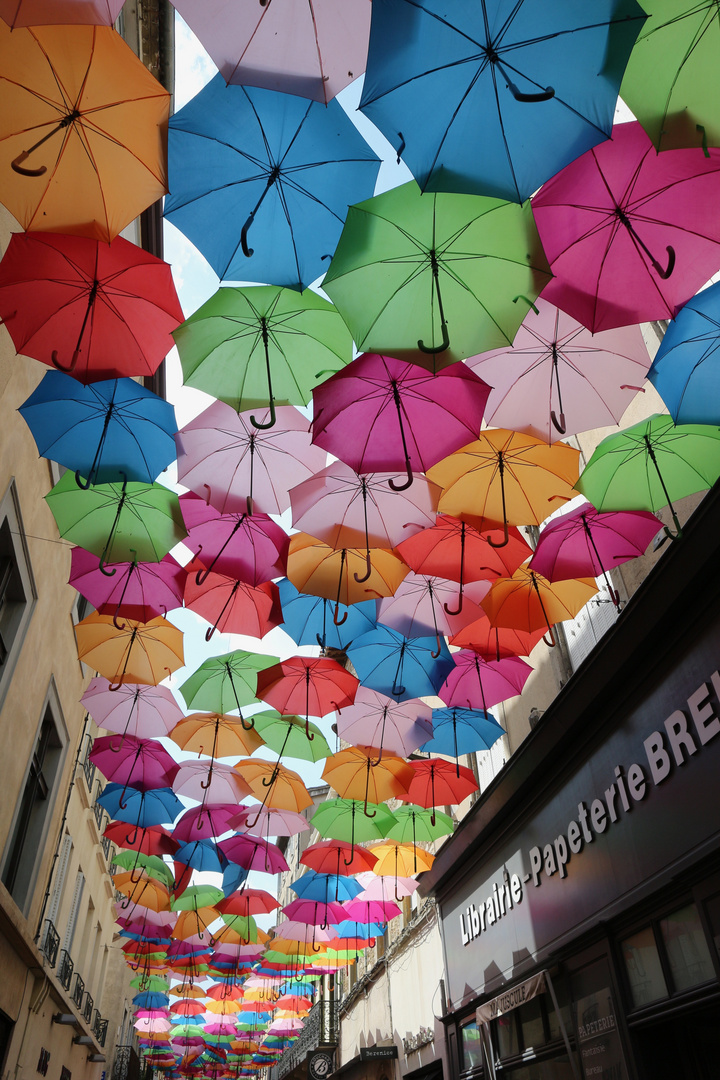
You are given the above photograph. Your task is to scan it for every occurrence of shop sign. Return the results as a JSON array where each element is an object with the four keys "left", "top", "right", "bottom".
[
  {"left": 308, "top": 1051, "right": 334, "bottom": 1080},
  {"left": 476, "top": 972, "right": 546, "bottom": 1023},
  {"left": 360, "top": 1046, "right": 399, "bottom": 1060},
  {"left": 574, "top": 987, "right": 628, "bottom": 1080}
]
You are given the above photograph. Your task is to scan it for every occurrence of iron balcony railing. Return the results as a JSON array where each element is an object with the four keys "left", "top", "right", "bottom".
[
  {"left": 57, "top": 949, "right": 74, "bottom": 991},
  {"left": 81, "top": 737, "right": 96, "bottom": 791},
  {"left": 72, "top": 972, "right": 85, "bottom": 1010},
  {"left": 101, "top": 832, "right": 113, "bottom": 861},
  {"left": 92, "top": 784, "right": 105, "bottom": 829},
  {"left": 83, "top": 991, "right": 94, "bottom": 1024},
  {"left": 93, "top": 1010, "right": 108, "bottom": 1047},
  {"left": 40, "top": 919, "right": 60, "bottom": 968},
  {"left": 112, "top": 1045, "right": 141, "bottom": 1080},
  {"left": 274, "top": 999, "right": 339, "bottom": 1080}
]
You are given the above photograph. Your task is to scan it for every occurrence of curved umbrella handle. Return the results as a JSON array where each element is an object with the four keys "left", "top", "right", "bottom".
[
  {"left": 395, "top": 132, "right": 405, "bottom": 164},
  {"left": 99, "top": 554, "right": 118, "bottom": 577},
  {"left": 391, "top": 679, "right": 406, "bottom": 697},
  {"left": 431, "top": 633, "right": 442, "bottom": 660},
  {"left": 550, "top": 410, "right": 567, "bottom": 435},
  {"left": 654, "top": 245, "right": 676, "bottom": 280},
  {"left": 240, "top": 214, "right": 255, "bottom": 258},
  {"left": 487, "top": 520, "right": 509, "bottom": 548},
  {"left": 353, "top": 549, "right": 372, "bottom": 583},
  {"left": 333, "top": 603, "right": 347, "bottom": 626},
  {"left": 11, "top": 149, "right": 47, "bottom": 176},
  {"left": 417, "top": 319, "right": 450, "bottom": 354},
  {"left": 51, "top": 348, "right": 80, "bottom": 373},
  {"left": 200, "top": 764, "right": 214, "bottom": 790},
  {"left": 74, "top": 469, "right": 95, "bottom": 491},
  {"left": 543, "top": 628, "right": 556, "bottom": 648},
  {"left": 513, "top": 295, "right": 540, "bottom": 315},
  {"left": 388, "top": 458, "right": 413, "bottom": 491},
  {"left": 305, "top": 717, "right": 315, "bottom": 742},
  {"left": 250, "top": 397, "right": 276, "bottom": 430},
  {"left": 443, "top": 592, "right": 463, "bottom": 617},
  {"left": 240, "top": 713, "right": 256, "bottom": 732},
  {"left": 505, "top": 77, "right": 555, "bottom": 103},
  {"left": 113, "top": 613, "right": 126, "bottom": 631},
  {"left": 316, "top": 632, "right": 327, "bottom": 650}
]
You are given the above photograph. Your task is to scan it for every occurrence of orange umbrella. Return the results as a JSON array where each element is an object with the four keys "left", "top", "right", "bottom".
[
  {"left": 171, "top": 907, "right": 221, "bottom": 943},
  {"left": 205, "top": 999, "right": 242, "bottom": 1014},
  {"left": 481, "top": 565, "right": 598, "bottom": 647},
  {"left": 233, "top": 759, "right": 313, "bottom": 814},
  {"left": 287, "top": 533, "right": 409, "bottom": 620},
  {"left": 0, "top": 23, "right": 169, "bottom": 240},
  {"left": 367, "top": 840, "right": 435, "bottom": 876},
  {"left": 428, "top": 429, "right": 580, "bottom": 546},
  {"left": 169, "top": 984, "right": 206, "bottom": 999},
  {"left": 112, "top": 872, "right": 171, "bottom": 912},
  {"left": 322, "top": 745, "right": 414, "bottom": 818},
  {"left": 170, "top": 712, "right": 265, "bottom": 759},
  {"left": 75, "top": 612, "right": 184, "bottom": 688}
]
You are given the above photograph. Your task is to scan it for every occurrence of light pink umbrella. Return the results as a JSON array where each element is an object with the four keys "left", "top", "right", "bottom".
[
  {"left": 180, "top": 492, "right": 289, "bottom": 586},
  {"left": 134, "top": 1017, "right": 172, "bottom": 1033},
  {"left": 176, "top": 401, "right": 327, "bottom": 517},
  {"left": 173, "top": 761, "right": 252, "bottom": 805},
  {"left": 438, "top": 651, "right": 532, "bottom": 713},
  {"left": 81, "top": 677, "right": 184, "bottom": 739},
  {"left": 271, "top": 921, "right": 334, "bottom": 943},
  {"left": 376, "top": 574, "right": 490, "bottom": 652},
  {"left": 239, "top": 805, "right": 311, "bottom": 839},
  {"left": 467, "top": 297, "right": 651, "bottom": 441},
  {"left": 353, "top": 871, "right": 418, "bottom": 901},
  {"left": 335, "top": 687, "right": 433, "bottom": 759}
]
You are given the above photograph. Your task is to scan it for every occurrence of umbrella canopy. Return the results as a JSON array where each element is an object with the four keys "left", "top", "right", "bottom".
[
  {"left": 173, "top": 804, "right": 246, "bottom": 842},
  {"left": 376, "top": 575, "right": 491, "bottom": 648},
  {"left": 360, "top": 0, "right": 644, "bottom": 203},
  {"left": 346, "top": 626, "right": 455, "bottom": 702},
  {"left": 402, "top": 758, "right": 478, "bottom": 822},
  {"left": 90, "top": 734, "right": 178, "bottom": 792},
  {"left": 438, "top": 651, "right": 533, "bottom": 712},
  {"left": 240, "top": 805, "right": 311, "bottom": 839},
  {"left": 276, "top": 578, "right": 377, "bottom": 653},
  {"left": 575, "top": 413, "right": 720, "bottom": 540},
  {"left": 300, "top": 841, "right": 378, "bottom": 878},
  {"left": 533, "top": 121, "right": 720, "bottom": 333},
  {"left": 449, "top": 615, "right": 545, "bottom": 662},
  {"left": 251, "top": 712, "right": 331, "bottom": 764},
  {"left": 184, "top": 570, "right": 282, "bottom": 643},
  {"left": 233, "top": 761, "right": 313, "bottom": 814},
  {"left": 256, "top": 656, "right": 359, "bottom": 730},
  {"left": 366, "top": 841, "right": 434, "bottom": 877},
  {"left": 180, "top": 493, "right": 289, "bottom": 586},
  {"left": 70, "top": 550, "right": 186, "bottom": 626},
  {"left": 310, "top": 799, "right": 398, "bottom": 849},
  {"left": 45, "top": 471, "right": 186, "bottom": 572},
  {"left": 81, "top": 678, "right": 183, "bottom": 740},
  {"left": 75, "top": 613, "right": 185, "bottom": 688},
  {"left": 170, "top": 713, "right": 266, "bottom": 761},
  {"left": 220, "top": 835, "right": 289, "bottom": 875},
  {"left": 104, "top": 821, "right": 178, "bottom": 857},
  {"left": 0, "top": 1, "right": 125, "bottom": 26},
  {"left": 0, "top": 23, "right": 169, "bottom": 240},
  {"left": 173, "top": 761, "right": 253, "bottom": 806},
  {"left": 179, "top": 650, "right": 279, "bottom": 716},
  {"left": 176, "top": 400, "right": 327, "bottom": 518},
  {"left": 467, "top": 297, "right": 651, "bottom": 441},
  {"left": 334, "top": 689, "right": 433, "bottom": 759},
  {"left": 97, "top": 784, "right": 183, "bottom": 829},
  {"left": 321, "top": 746, "right": 414, "bottom": 816},
  {"left": 421, "top": 706, "right": 505, "bottom": 761},
  {"left": 480, "top": 567, "right": 599, "bottom": 646},
  {"left": 647, "top": 280, "right": 720, "bottom": 425},
  {"left": 0, "top": 232, "right": 182, "bottom": 380},
  {"left": 165, "top": 76, "right": 380, "bottom": 289},
  {"left": 386, "top": 805, "right": 454, "bottom": 846},
  {"left": 287, "top": 535, "right": 409, "bottom": 619},
  {"left": 322, "top": 182, "right": 551, "bottom": 368}
]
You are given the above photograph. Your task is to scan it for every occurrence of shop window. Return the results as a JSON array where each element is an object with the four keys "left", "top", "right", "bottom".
[
  {"left": 659, "top": 904, "right": 715, "bottom": 991},
  {"left": 459, "top": 1020, "right": 483, "bottom": 1072},
  {"left": 703, "top": 892, "right": 720, "bottom": 962},
  {"left": 519, "top": 994, "right": 545, "bottom": 1050},
  {"left": 621, "top": 927, "right": 667, "bottom": 1007},
  {"left": 0, "top": 485, "right": 37, "bottom": 706},
  {"left": 496, "top": 1010, "right": 520, "bottom": 1058}
]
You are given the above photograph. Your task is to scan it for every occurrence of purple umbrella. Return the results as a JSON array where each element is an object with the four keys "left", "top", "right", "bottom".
[
  {"left": 173, "top": 761, "right": 252, "bottom": 805},
  {"left": 180, "top": 492, "right": 290, "bottom": 585},
  {"left": 176, "top": 400, "right": 327, "bottom": 517},
  {"left": 81, "top": 678, "right": 184, "bottom": 740},
  {"left": 528, "top": 501, "right": 662, "bottom": 608},
  {"left": 311, "top": 353, "right": 490, "bottom": 490},
  {"left": 219, "top": 834, "right": 289, "bottom": 874},
  {"left": 438, "top": 651, "right": 532, "bottom": 713},
  {"left": 335, "top": 687, "right": 433, "bottom": 759},
  {"left": 69, "top": 548, "right": 186, "bottom": 627},
  {"left": 173, "top": 803, "right": 248, "bottom": 842},
  {"left": 376, "top": 574, "right": 490, "bottom": 653},
  {"left": 90, "top": 735, "right": 178, "bottom": 810}
]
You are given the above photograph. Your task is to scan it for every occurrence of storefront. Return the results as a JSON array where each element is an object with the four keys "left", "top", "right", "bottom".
[{"left": 421, "top": 487, "right": 720, "bottom": 1080}]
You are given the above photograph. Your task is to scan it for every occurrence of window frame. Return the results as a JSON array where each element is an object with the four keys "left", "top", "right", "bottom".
[{"left": 0, "top": 481, "right": 37, "bottom": 709}]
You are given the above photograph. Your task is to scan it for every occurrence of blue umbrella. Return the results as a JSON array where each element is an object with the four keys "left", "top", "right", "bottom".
[
  {"left": 97, "top": 783, "right": 183, "bottom": 835},
  {"left": 346, "top": 625, "right": 455, "bottom": 702},
  {"left": 335, "top": 919, "right": 385, "bottom": 938},
  {"left": 420, "top": 707, "right": 505, "bottom": 766},
  {"left": 648, "top": 280, "right": 720, "bottom": 425},
  {"left": 277, "top": 578, "right": 377, "bottom": 652},
  {"left": 18, "top": 371, "right": 177, "bottom": 489},
  {"left": 222, "top": 862, "right": 250, "bottom": 898},
  {"left": 173, "top": 839, "right": 227, "bottom": 894},
  {"left": 359, "top": 0, "right": 646, "bottom": 203},
  {"left": 165, "top": 75, "right": 381, "bottom": 289},
  {"left": 290, "top": 870, "right": 363, "bottom": 904},
  {"left": 133, "top": 991, "right": 170, "bottom": 1008}
]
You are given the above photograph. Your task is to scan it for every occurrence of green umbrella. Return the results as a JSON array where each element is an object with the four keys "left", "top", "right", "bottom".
[
  {"left": 170, "top": 883, "right": 226, "bottom": 911},
  {"left": 576, "top": 413, "right": 720, "bottom": 540},
  {"left": 130, "top": 974, "right": 168, "bottom": 991},
  {"left": 322, "top": 180, "right": 551, "bottom": 370},
  {"left": 113, "top": 850, "right": 174, "bottom": 886},
  {"left": 218, "top": 913, "right": 259, "bottom": 941},
  {"left": 45, "top": 469, "right": 186, "bottom": 573},
  {"left": 386, "top": 804, "right": 454, "bottom": 846},
  {"left": 311, "top": 798, "right": 396, "bottom": 853},
  {"left": 620, "top": 2, "right": 720, "bottom": 153},
  {"left": 252, "top": 711, "right": 331, "bottom": 763},
  {"left": 179, "top": 650, "right": 279, "bottom": 722},
  {"left": 173, "top": 285, "right": 353, "bottom": 426}
]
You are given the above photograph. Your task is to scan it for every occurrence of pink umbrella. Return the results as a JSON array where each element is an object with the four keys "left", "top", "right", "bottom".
[
  {"left": 528, "top": 501, "right": 662, "bottom": 607},
  {"left": 239, "top": 805, "right": 311, "bottom": 839},
  {"left": 81, "top": 677, "right": 184, "bottom": 739},
  {"left": 90, "top": 734, "right": 178, "bottom": 791},
  {"left": 467, "top": 297, "right": 651, "bottom": 440},
  {"left": 173, "top": 804, "right": 247, "bottom": 842},
  {"left": 219, "top": 834, "right": 289, "bottom": 874},
  {"left": 438, "top": 651, "right": 533, "bottom": 713},
  {"left": 173, "top": 761, "right": 252, "bottom": 805},
  {"left": 376, "top": 574, "right": 490, "bottom": 652},
  {"left": 180, "top": 492, "right": 290, "bottom": 586},
  {"left": 204, "top": 1022, "right": 239, "bottom": 1036},
  {"left": 113, "top": 902, "right": 176, "bottom": 928},
  {"left": 343, "top": 898, "right": 402, "bottom": 924},
  {"left": 70, "top": 548, "right": 186, "bottom": 627},
  {"left": 533, "top": 121, "right": 720, "bottom": 332},
  {"left": 354, "top": 871, "right": 418, "bottom": 901},
  {"left": 335, "top": 687, "right": 433, "bottom": 759},
  {"left": 271, "top": 921, "right": 334, "bottom": 943},
  {"left": 282, "top": 898, "right": 347, "bottom": 927},
  {"left": 184, "top": 563, "right": 282, "bottom": 642},
  {"left": 176, "top": 400, "right": 327, "bottom": 517},
  {"left": 134, "top": 1017, "right": 172, "bottom": 1033},
  {"left": 311, "top": 354, "right": 490, "bottom": 490},
  {"left": 289, "top": 461, "right": 440, "bottom": 582}
]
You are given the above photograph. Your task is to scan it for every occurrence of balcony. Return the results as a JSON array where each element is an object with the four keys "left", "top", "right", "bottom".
[
  {"left": 92, "top": 784, "right": 105, "bottom": 829},
  {"left": 81, "top": 737, "right": 96, "bottom": 792},
  {"left": 72, "top": 972, "right": 85, "bottom": 1010},
  {"left": 83, "top": 991, "right": 94, "bottom": 1024},
  {"left": 39, "top": 919, "right": 60, "bottom": 968},
  {"left": 112, "top": 1045, "right": 141, "bottom": 1080},
  {"left": 273, "top": 998, "right": 339, "bottom": 1080},
  {"left": 93, "top": 1010, "right": 108, "bottom": 1047},
  {"left": 57, "top": 949, "right": 74, "bottom": 991}
]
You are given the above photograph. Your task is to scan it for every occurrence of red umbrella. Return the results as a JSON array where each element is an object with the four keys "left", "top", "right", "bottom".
[
  {"left": 438, "top": 650, "right": 532, "bottom": 712},
  {"left": 300, "top": 840, "right": 378, "bottom": 878},
  {"left": 256, "top": 656, "right": 359, "bottom": 738},
  {"left": 104, "top": 821, "right": 178, "bottom": 857},
  {"left": 402, "top": 758, "right": 478, "bottom": 824},
  {"left": 0, "top": 231, "right": 182, "bottom": 380},
  {"left": 217, "top": 890, "right": 280, "bottom": 918},
  {"left": 449, "top": 615, "right": 545, "bottom": 661},
  {"left": 183, "top": 562, "right": 282, "bottom": 642},
  {"left": 180, "top": 492, "right": 289, "bottom": 585},
  {"left": 70, "top": 548, "right": 186, "bottom": 627}
]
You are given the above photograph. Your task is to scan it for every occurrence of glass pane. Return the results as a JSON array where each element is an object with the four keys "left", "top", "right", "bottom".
[
  {"left": 704, "top": 893, "right": 720, "bottom": 962},
  {"left": 519, "top": 997, "right": 545, "bottom": 1051},
  {"left": 621, "top": 927, "right": 668, "bottom": 1007},
  {"left": 496, "top": 1011, "right": 520, "bottom": 1058},
  {"left": 505, "top": 1057, "right": 575, "bottom": 1080},
  {"left": 660, "top": 904, "right": 715, "bottom": 991},
  {"left": 460, "top": 1021, "right": 483, "bottom": 1072}
]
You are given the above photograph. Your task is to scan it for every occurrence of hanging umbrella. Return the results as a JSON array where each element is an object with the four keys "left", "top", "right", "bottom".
[
  {"left": 322, "top": 182, "right": 551, "bottom": 368},
  {"left": 386, "top": 805, "right": 454, "bottom": 847},
  {"left": 449, "top": 615, "right": 545, "bottom": 661},
  {"left": 282, "top": 898, "right": 347, "bottom": 930},
  {"left": 104, "top": 821, "right": 178, "bottom": 857},
  {"left": 376, "top": 575, "right": 491, "bottom": 652},
  {"left": 0, "top": 23, "right": 169, "bottom": 240},
  {"left": 300, "top": 841, "right": 378, "bottom": 878},
  {"left": 359, "top": 0, "right": 645, "bottom": 203},
  {"left": 173, "top": 761, "right": 253, "bottom": 806},
  {"left": 180, "top": 492, "right": 289, "bottom": 586},
  {"left": 647, "top": 280, "right": 720, "bottom": 425},
  {"left": 170, "top": 712, "right": 266, "bottom": 768},
  {"left": 232, "top": 760, "right": 313, "bottom": 815},
  {"left": 45, "top": 470, "right": 187, "bottom": 573},
  {"left": 346, "top": 626, "right": 455, "bottom": 702},
  {"left": 533, "top": 121, "right": 720, "bottom": 333},
  {"left": 251, "top": 712, "right": 331, "bottom": 764},
  {"left": 467, "top": 297, "right": 651, "bottom": 441},
  {"left": 353, "top": 872, "right": 417, "bottom": 903},
  {"left": 70, "top": 550, "right": 186, "bottom": 627},
  {"left": 165, "top": 76, "right": 380, "bottom": 289},
  {"left": 239, "top": 805, "right": 311, "bottom": 840},
  {"left": 420, "top": 707, "right": 505, "bottom": 772},
  {"left": 0, "top": 232, "right": 182, "bottom": 380},
  {"left": 334, "top": 689, "right": 433, "bottom": 759},
  {"left": 427, "top": 428, "right": 580, "bottom": 547},
  {"left": 402, "top": 758, "right": 479, "bottom": 824},
  {"left": 286, "top": 535, "right": 409, "bottom": 624},
  {"left": 366, "top": 841, "right": 434, "bottom": 879},
  {"left": 217, "top": 890, "right": 280, "bottom": 919},
  {"left": 276, "top": 578, "right": 377, "bottom": 653},
  {"left": 90, "top": 734, "right": 178, "bottom": 792},
  {"left": 220, "top": 835, "right": 289, "bottom": 875},
  {"left": 438, "top": 651, "right": 533, "bottom": 712},
  {"left": 480, "top": 567, "right": 599, "bottom": 647},
  {"left": 576, "top": 413, "right": 720, "bottom": 540},
  {"left": 179, "top": 650, "right": 279, "bottom": 719},
  {"left": 113, "top": 851, "right": 174, "bottom": 887},
  {"left": 173, "top": 804, "right": 247, "bottom": 843},
  {"left": 310, "top": 799, "right": 397, "bottom": 853},
  {"left": 321, "top": 746, "right": 414, "bottom": 817},
  {"left": 176, "top": 400, "right": 327, "bottom": 517},
  {"left": 255, "top": 656, "right": 359, "bottom": 736},
  {"left": 620, "top": 1, "right": 720, "bottom": 153},
  {"left": 290, "top": 462, "right": 440, "bottom": 581},
  {"left": 81, "top": 678, "right": 183, "bottom": 741},
  {"left": 75, "top": 613, "right": 185, "bottom": 689},
  {"left": 312, "top": 354, "right": 491, "bottom": 490},
  {"left": 172, "top": 0, "right": 370, "bottom": 103},
  {"left": 528, "top": 502, "right": 663, "bottom": 607},
  {"left": 184, "top": 569, "right": 282, "bottom": 643},
  {"left": 97, "top": 784, "right": 183, "bottom": 830},
  {"left": 342, "top": 898, "right": 402, "bottom": 926},
  {"left": 0, "top": 1, "right": 125, "bottom": 26},
  {"left": 174, "top": 287, "right": 352, "bottom": 424}
]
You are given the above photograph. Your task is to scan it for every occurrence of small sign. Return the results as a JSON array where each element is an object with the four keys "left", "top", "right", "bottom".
[
  {"left": 308, "top": 1051, "right": 334, "bottom": 1080},
  {"left": 476, "top": 972, "right": 547, "bottom": 1024},
  {"left": 360, "top": 1046, "right": 399, "bottom": 1060}
]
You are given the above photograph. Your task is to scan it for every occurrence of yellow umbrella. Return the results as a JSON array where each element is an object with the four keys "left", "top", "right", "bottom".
[
  {"left": 75, "top": 612, "right": 184, "bottom": 688},
  {"left": 205, "top": 999, "right": 242, "bottom": 1015},
  {"left": 367, "top": 840, "right": 435, "bottom": 876},
  {"left": 233, "top": 758, "right": 313, "bottom": 813},
  {"left": 0, "top": 22, "right": 169, "bottom": 240},
  {"left": 481, "top": 565, "right": 598, "bottom": 647},
  {"left": 321, "top": 745, "right": 414, "bottom": 817}
]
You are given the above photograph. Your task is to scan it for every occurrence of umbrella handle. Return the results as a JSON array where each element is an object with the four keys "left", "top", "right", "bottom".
[
  {"left": 505, "top": 77, "right": 555, "bottom": 103},
  {"left": 443, "top": 592, "right": 463, "bottom": 617},
  {"left": 487, "top": 520, "right": 509, "bottom": 548},
  {"left": 99, "top": 555, "right": 118, "bottom": 577},
  {"left": 52, "top": 348, "right": 81, "bottom": 374},
  {"left": 512, "top": 295, "right": 540, "bottom": 315},
  {"left": 697, "top": 124, "right": 710, "bottom": 157},
  {"left": 353, "top": 549, "right": 372, "bottom": 583},
  {"left": 240, "top": 712, "right": 256, "bottom": 732},
  {"left": 431, "top": 634, "right": 442, "bottom": 660},
  {"left": 11, "top": 149, "right": 47, "bottom": 176},
  {"left": 305, "top": 717, "right": 315, "bottom": 742},
  {"left": 316, "top": 633, "right": 327, "bottom": 651},
  {"left": 654, "top": 246, "right": 676, "bottom": 280},
  {"left": 395, "top": 132, "right": 405, "bottom": 164},
  {"left": 388, "top": 458, "right": 413, "bottom": 492},
  {"left": 250, "top": 398, "right": 276, "bottom": 430},
  {"left": 550, "top": 410, "right": 566, "bottom": 435},
  {"left": 543, "top": 628, "right": 556, "bottom": 648},
  {"left": 418, "top": 323, "right": 450, "bottom": 354},
  {"left": 391, "top": 679, "right": 406, "bottom": 697}
]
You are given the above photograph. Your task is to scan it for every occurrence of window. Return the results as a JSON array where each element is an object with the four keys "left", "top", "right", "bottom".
[
  {"left": 0, "top": 484, "right": 37, "bottom": 705},
  {"left": 460, "top": 1021, "right": 484, "bottom": 1072},
  {"left": 1, "top": 689, "right": 67, "bottom": 910},
  {"left": 620, "top": 902, "right": 716, "bottom": 1009}
]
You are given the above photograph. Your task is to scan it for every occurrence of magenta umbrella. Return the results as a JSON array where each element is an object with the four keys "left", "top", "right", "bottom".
[
  {"left": 173, "top": 761, "right": 252, "bottom": 805},
  {"left": 81, "top": 678, "right": 184, "bottom": 740},
  {"left": 533, "top": 121, "right": 720, "bottom": 333},
  {"left": 438, "top": 651, "right": 532, "bottom": 713},
  {"left": 173, "top": 803, "right": 247, "bottom": 842},
  {"left": 343, "top": 898, "right": 402, "bottom": 925},
  {"left": 70, "top": 548, "right": 186, "bottom": 627},
  {"left": 467, "top": 297, "right": 651, "bottom": 440},
  {"left": 282, "top": 898, "right": 347, "bottom": 928},
  {"left": 290, "top": 460, "right": 440, "bottom": 582},
  {"left": 176, "top": 400, "right": 327, "bottom": 517},
  {"left": 0, "top": 1, "right": 125, "bottom": 26},
  {"left": 335, "top": 687, "right": 433, "bottom": 759},
  {"left": 219, "top": 834, "right": 289, "bottom": 874},
  {"left": 311, "top": 353, "right": 490, "bottom": 490},
  {"left": 180, "top": 492, "right": 289, "bottom": 585},
  {"left": 90, "top": 734, "right": 179, "bottom": 791},
  {"left": 376, "top": 574, "right": 490, "bottom": 653},
  {"left": 528, "top": 501, "right": 662, "bottom": 608}
]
